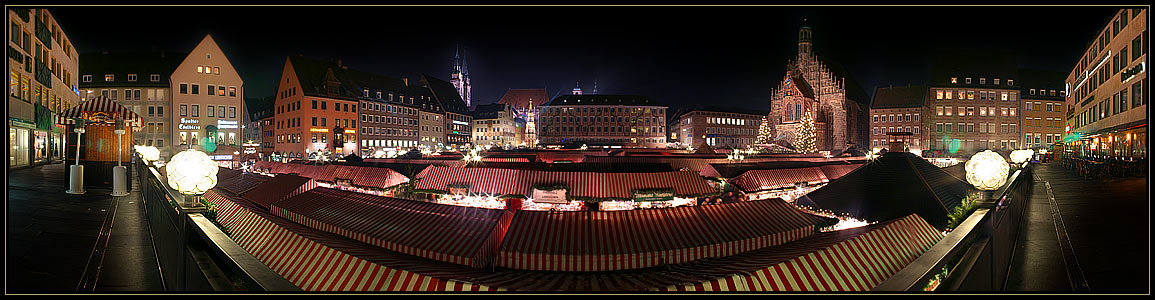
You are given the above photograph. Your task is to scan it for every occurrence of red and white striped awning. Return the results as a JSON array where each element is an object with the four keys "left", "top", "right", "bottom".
[
  {"left": 327, "top": 165, "right": 410, "bottom": 190},
  {"left": 730, "top": 167, "right": 830, "bottom": 193},
  {"left": 496, "top": 199, "right": 823, "bottom": 272},
  {"left": 653, "top": 214, "right": 943, "bottom": 291},
  {"left": 270, "top": 187, "right": 515, "bottom": 268},
  {"left": 242, "top": 174, "right": 317, "bottom": 209},
  {"left": 57, "top": 95, "right": 144, "bottom": 129},
  {"left": 819, "top": 164, "right": 863, "bottom": 181},
  {"left": 414, "top": 166, "right": 716, "bottom": 199}
]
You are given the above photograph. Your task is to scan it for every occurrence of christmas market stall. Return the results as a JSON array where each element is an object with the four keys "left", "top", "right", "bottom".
[
  {"left": 59, "top": 96, "right": 143, "bottom": 187},
  {"left": 412, "top": 166, "right": 719, "bottom": 211},
  {"left": 729, "top": 167, "right": 831, "bottom": 201}
]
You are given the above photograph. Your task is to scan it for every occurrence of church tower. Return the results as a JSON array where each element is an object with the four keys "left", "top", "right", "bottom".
[
  {"left": 450, "top": 45, "right": 473, "bottom": 107},
  {"left": 572, "top": 81, "right": 583, "bottom": 95},
  {"left": 797, "top": 20, "right": 813, "bottom": 63}
]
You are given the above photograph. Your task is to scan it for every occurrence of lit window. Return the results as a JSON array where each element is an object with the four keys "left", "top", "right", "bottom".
[
  {"left": 980, "top": 78, "right": 986, "bottom": 84},
  {"left": 951, "top": 77, "right": 958, "bottom": 84},
  {"left": 105, "top": 74, "right": 114, "bottom": 81}
]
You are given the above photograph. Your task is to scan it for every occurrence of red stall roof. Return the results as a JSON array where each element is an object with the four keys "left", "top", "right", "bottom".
[
  {"left": 730, "top": 167, "right": 830, "bottom": 193},
  {"left": 414, "top": 166, "right": 715, "bottom": 199},
  {"left": 819, "top": 164, "right": 863, "bottom": 181},
  {"left": 270, "top": 187, "right": 514, "bottom": 268},
  {"left": 242, "top": 174, "right": 317, "bottom": 209}
]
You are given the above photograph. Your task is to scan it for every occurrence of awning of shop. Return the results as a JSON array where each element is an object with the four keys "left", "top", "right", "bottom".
[
  {"left": 818, "top": 164, "right": 863, "bottom": 181},
  {"left": 57, "top": 95, "right": 144, "bottom": 129},
  {"left": 215, "top": 167, "right": 270, "bottom": 196},
  {"left": 242, "top": 173, "right": 317, "bottom": 209},
  {"left": 496, "top": 199, "right": 824, "bottom": 272},
  {"left": 730, "top": 167, "right": 830, "bottom": 193},
  {"left": 654, "top": 214, "right": 943, "bottom": 291},
  {"left": 414, "top": 166, "right": 716, "bottom": 199},
  {"left": 269, "top": 187, "right": 515, "bottom": 268}
]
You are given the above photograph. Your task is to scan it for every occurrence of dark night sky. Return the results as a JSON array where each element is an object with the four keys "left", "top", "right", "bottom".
[{"left": 51, "top": 5, "right": 1124, "bottom": 113}]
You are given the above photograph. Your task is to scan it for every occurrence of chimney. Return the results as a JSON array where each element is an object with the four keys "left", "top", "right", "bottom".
[{"left": 401, "top": 77, "right": 409, "bottom": 86}]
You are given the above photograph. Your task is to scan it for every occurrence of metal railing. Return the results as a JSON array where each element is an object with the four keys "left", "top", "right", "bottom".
[
  {"left": 135, "top": 156, "right": 299, "bottom": 292},
  {"left": 874, "top": 162, "right": 1034, "bottom": 291}
]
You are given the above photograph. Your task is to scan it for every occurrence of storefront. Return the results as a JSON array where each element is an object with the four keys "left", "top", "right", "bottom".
[{"left": 59, "top": 96, "right": 144, "bottom": 186}]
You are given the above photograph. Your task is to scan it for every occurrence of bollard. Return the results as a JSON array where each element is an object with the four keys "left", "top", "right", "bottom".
[
  {"left": 66, "top": 164, "right": 86, "bottom": 194},
  {"left": 111, "top": 166, "right": 129, "bottom": 196}
]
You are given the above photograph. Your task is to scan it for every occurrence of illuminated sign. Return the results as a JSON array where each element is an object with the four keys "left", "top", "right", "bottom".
[
  {"left": 532, "top": 188, "right": 568, "bottom": 204},
  {"left": 181, "top": 118, "right": 199, "bottom": 124},
  {"left": 633, "top": 189, "right": 674, "bottom": 202},
  {"left": 208, "top": 155, "right": 233, "bottom": 160},
  {"left": 448, "top": 183, "right": 470, "bottom": 195},
  {"left": 178, "top": 124, "right": 201, "bottom": 130},
  {"left": 1121, "top": 62, "right": 1145, "bottom": 83},
  {"left": 452, "top": 120, "right": 469, "bottom": 125},
  {"left": 217, "top": 120, "right": 239, "bottom": 129},
  {"left": 310, "top": 128, "right": 329, "bottom": 133},
  {"left": 344, "top": 129, "right": 357, "bottom": 134},
  {"left": 242, "top": 143, "right": 260, "bottom": 147}
]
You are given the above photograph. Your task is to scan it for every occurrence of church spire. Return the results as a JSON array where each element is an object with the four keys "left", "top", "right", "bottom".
[
  {"left": 452, "top": 44, "right": 462, "bottom": 75},
  {"left": 572, "top": 81, "right": 583, "bottom": 95},
  {"left": 592, "top": 78, "right": 598, "bottom": 94},
  {"left": 798, "top": 18, "right": 813, "bottom": 62},
  {"left": 462, "top": 46, "right": 470, "bottom": 76}
]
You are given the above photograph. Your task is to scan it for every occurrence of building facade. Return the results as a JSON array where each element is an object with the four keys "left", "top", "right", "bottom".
[
  {"left": 764, "top": 24, "right": 869, "bottom": 153},
  {"left": 869, "top": 85, "right": 929, "bottom": 153},
  {"left": 417, "top": 89, "right": 446, "bottom": 149},
  {"left": 471, "top": 103, "right": 520, "bottom": 147},
  {"left": 538, "top": 95, "right": 668, "bottom": 148},
  {"left": 1065, "top": 8, "right": 1147, "bottom": 159},
  {"left": 1018, "top": 69, "right": 1067, "bottom": 149},
  {"left": 925, "top": 48, "right": 1023, "bottom": 157},
  {"left": 352, "top": 73, "right": 421, "bottom": 157},
  {"left": 258, "top": 114, "right": 275, "bottom": 158},
  {"left": 421, "top": 74, "right": 472, "bottom": 148},
  {"left": 8, "top": 8, "right": 79, "bottom": 168},
  {"left": 80, "top": 52, "right": 182, "bottom": 158},
  {"left": 170, "top": 35, "right": 245, "bottom": 162},
  {"left": 271, "top": 56, "right": 360, "bottom": 160},
  {"left": 675, "top": 108, "right": 764, "bottom": 149},
  {"left": 497, "top": 88, "right": 550, "bottom": 147}
]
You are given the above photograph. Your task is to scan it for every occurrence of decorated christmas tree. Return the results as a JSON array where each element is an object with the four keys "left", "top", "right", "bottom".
[
  {"left": 755, "top": 115, "right": 774, "bottom": 144},
  {"left": 795, "top": 110, "right": 818, "bottom": 153}
]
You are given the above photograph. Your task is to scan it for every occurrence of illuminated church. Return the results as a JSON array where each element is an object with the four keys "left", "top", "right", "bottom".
[{"left": 764, "top": 23, "right": 869, "bottom": 153}]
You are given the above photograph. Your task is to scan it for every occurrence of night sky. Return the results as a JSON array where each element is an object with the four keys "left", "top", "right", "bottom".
[{"left": 51, "top": 5, "right": 1123, "bottom": 113}]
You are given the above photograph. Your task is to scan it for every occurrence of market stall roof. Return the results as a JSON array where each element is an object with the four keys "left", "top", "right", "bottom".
[
  {"left": 796, "top": 152, "right": 975, "bottom": 228},
  {"left": 496, "top": 199, "right": 825, "bottom": 272},
  {"left": 242, "top": 173, "right": 317, "bottom": 209},
  {"left": 819, "top": 164, "right": 864, "bottom": 180},
  {"left": 414, "top": 166, "right": 716, "bottom": 200},
  {"left": 729, "top": 167, "right": 830, "bottom": 193},
  {"left": 214, "top": 168, "right": 270, "bottom": 196},
  {"left": 57, "top": 95, "right": 145, "bottom": 129},
  {"left": 270, "top": 187, "right": 514, "bottom": 268}
]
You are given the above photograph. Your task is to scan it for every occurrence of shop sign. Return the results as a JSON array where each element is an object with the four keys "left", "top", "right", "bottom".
[
  {"left": 79, "top": 111, "right": 122, "bottom": 124},
  {"left": 453, "top": 120, "right": 469, "bottom": 125},
  {"left": 448, "top": 183, "right": 470, "bottom": 195},
  {"left": 181, "top": 118, "right": 199, "bottom": 124},
  {"left": 208, "top": 154, "right": 233, "bottom": 160},
  {"left": 532, "top": 188, "right": 568, "bottom": 204},
  {"left": 1121, "top": 62, "right": 1145, "bottom": 83},
  {"left": 632, "top": 188, "right": 674, "bottom": 202},
  {"left": 217, "top": 120, "right": 238, "bottom": 129},
  {"left": 179, "top": 124, "right": 201, "bottom": 130}
]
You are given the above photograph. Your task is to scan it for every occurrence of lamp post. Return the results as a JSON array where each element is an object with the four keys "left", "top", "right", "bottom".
[
  {"left": 166, "top": 149, "right": 219, "bottom": 207},
  {"left": 1010, "top": 149, "right": 1034, "bottom": 168},
  {"left": 66, "top": 118, "right": 87, "bottom": 195},
  {"left": 965, "top": 150, "right": 1009, "bottom": 203}
]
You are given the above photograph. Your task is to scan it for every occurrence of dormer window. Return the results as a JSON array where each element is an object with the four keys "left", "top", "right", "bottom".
[
  {"left": 127, "top": 74, "right": 137, "bottom": 81},
  {"left": 979, "top": 78, "right": 986, "bottom": 84},
  {"left": 951, "top": 77, "right": 958, "bottom": 84},
  {"left": 376, "top": 91, "right": 382, "bottom": 99},
  {"left": 1007, "top": 79, "right": 1014, "bottom": 86},
  {"left": 965, "top": 77, "right": 972, "bottom": 84},
  {"left": 1030, "top": 89, "right": 1036, "bottom": 95},
  {"left": 363, "top": 89, "right": 369, "bottom": 97},
  {"left": 994, "top": 78, "right": 1000, "bottom": 85},
  {"left": 82, "top": 75, "right": 91, "bottom": 82},
  {"left": 150, "top": 74, "right": 160, "bottom": 82},
  {"left": 105, "top": 74, "right": 114, "bottom": 82}
]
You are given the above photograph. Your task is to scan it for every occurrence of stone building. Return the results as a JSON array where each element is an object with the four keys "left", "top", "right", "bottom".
[{"left": 764, "top": 24, "right": 869, "bottom": 154}]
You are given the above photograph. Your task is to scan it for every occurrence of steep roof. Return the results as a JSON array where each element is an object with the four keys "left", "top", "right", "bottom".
[
  {"left": 543, "top": 94, "right": 664, "bottom": 107},
  {"left": 930, "top": 48, "right": 1019, "bottom": 87},
  {"left": 796, "top": 151, "right": 976, "bottom": 228},
  {"left": 685, "top": 106, "right": 769, "bottom": 116},
  {"left": 420, "top": 74, "right": 470, "bottom": 115},
  {"left": 472, "top": 103, "right": 507, "bottom": 120},
  {"left": 78, "top": 52, "right": 187, "bottom": 88},
  {"left": 790, "top": 72, "right": 816, "bottom": 99},
  {"left": 496, "top": 88, "right": 550, "bottom": 112},
  {"left": 872, "top": 85, "right": 929, "bottom": 109},
  {"left": 1016, "top": 68, "right": 1067, "bottom": 100}
]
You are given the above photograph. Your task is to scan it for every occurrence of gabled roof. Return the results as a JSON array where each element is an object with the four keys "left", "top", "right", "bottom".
[
  {"left": 872, "top": 85, "right": 928, "bottom": 109},
  {"left": 684, "top": 106, "right": 769, "bottom": 117},
  {"left": 797, "top": 152, "right": 976, "bottom": 228},
  {"left": 287, "top": 56, "right": 356, "bottom": 99},
  {"left": 472, "top": 103, "right": 508, "bottom": 120},
  {"left": 496, "top": 88, "right": 550, "bottom": 112},
  {"left": 420, "top": 74, "right": 470, "bottom": 115},
  {"left": 78, "top": 52, "right": 187, "bottom": 88},
  {"left": 543, "top": 94, "right": 663, "bottom": 107},
  {"left": 790, "top": 72, "right": 816, "bottom": 99}
]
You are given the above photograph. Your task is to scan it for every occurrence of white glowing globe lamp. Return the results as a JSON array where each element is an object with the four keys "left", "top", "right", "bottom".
[
  {"left": 1010, "top": 149, "right": 1034, "bottom": 164},
  {"left": 965, "top": 150, "right": 1009, "bottom": 191},
  {"left": 140, "top": 146, "right": 160, "bottom": 162},
  {"left": 166, "top": 149, "right": 219, "bottom": 195}
]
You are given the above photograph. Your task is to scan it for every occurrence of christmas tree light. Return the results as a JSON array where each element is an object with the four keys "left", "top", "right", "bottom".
[
  {"left": 756, "top": 115, "right": 773, "bottom": 144},
  {"left": 795, "top": 110, "right": 818, "bottom": 153}
]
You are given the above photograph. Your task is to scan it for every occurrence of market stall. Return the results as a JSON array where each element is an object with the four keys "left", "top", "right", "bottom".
[{"left": 58, "top": 96, "right": 143, "bottom": 187}]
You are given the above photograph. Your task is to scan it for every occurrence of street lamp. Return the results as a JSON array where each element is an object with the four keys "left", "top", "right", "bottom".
[
  {"left": 965, "top": 150, "right": 1009, "bottom": 203},
  {"left": 66, "top": 120, "right": 87, "bottom": 195},
  {"left": 1010, "top": 149, "right": 1034, "bottom": 166},
  {"left": 111, "top": 120, "right": 129, "bottom": 196},
  {"left": 166, "top": 149, "right": 218, "bottom": 207}
]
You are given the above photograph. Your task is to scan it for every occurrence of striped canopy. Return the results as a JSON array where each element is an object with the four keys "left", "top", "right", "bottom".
[
  {"left": 57, "top": 96, "right": 144, "bottom": 129},
  {"left": 496, "top": 199, "right": 824, "bottom": 272},
  {"left": 252, "top": 162, "right": 410, "bottom": 190},
  {"left": 414, "top": 166, "right": 716, "bottom": 199},
  {"left": 730, "top": 167, "right": 830, "bottom": 193},
  {"left": 270, "top": 187, "right": 514, "bottom": 268},
  {"left": 819, "top": 164, "right": 863, "bottom": 181}
]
